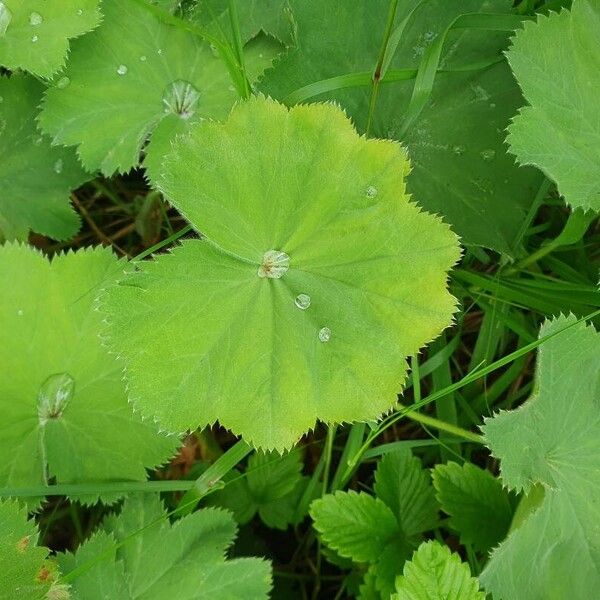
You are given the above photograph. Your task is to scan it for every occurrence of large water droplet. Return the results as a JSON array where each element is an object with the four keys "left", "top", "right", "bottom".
[
  {"left": 318, "top": 327, "right": 331, "bottom": 343},
  {"left": 56, "top": 76, "right": 70, "bottom": 89},
  {"left": 0, "top": 2, "right": 12, "bottom": 37},
  {"left": 29, "top": 11, "right": 43, "bottom": 26},
  {"left": 117, "top": 64, "right": 128, "bottom": 76},
  {"left": 37, "top": 372, "right": 75, "bottom": 425},
  {"left": 480, "top": 149, "right": 495, "bottom": 161},
  {"left": 258, "top": 250, "right": 289, "bottom": 279},
  {"left": 53, "top": 159, "right": 63, "bottom": 174},
  {"left": 295, "top": 294, "right": 311, "bottom": 310},
  {"left": 76, "top": 8, "right": 83, "bottom": 16},
  {"left": 162, "top": 80, "right": 200, "bottom": 120},
  {"left": 366, "top": 186, "right": 378, "bottom": 199}
]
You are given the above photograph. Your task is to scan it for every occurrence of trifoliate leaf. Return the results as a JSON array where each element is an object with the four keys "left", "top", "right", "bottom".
[
  {"left": 0, "top": 0, "right": 101, "bottom": 77},
  {"left": 0, "top": 74, "right": 88, "bottom": 241},
  {"left": 59, "top": 494, "right": 272, "bottom": 599},
  {"left": 260, "top": 0, "right": 543, "bottom": 256},
  {"left": 0, "top": 499, "right": 58, "bottom": 599},
  {"left": 38, "top": 0, "right": 280, "bottom": 176},
  {"left": 310, "top": 491, "right": 400, "bottom": 564},
  {"left": 374, "top": 449, "right": 438, "bottom": 537},
  {"left": 393, "top": 540, "right": 485, "bottom": 600},
  {"left": 432, "top": 461, "right": 514, "bottom": 554},
  {"left": 101, "top": 96, "right": 460, "bottom": 450},
  {"left": 0, "top": 244, "right": 177, "bottom": 502},
  {"left": 480, "top": 315, "right": 600, "bottom": 599},
  {"left": 506, "top": 0, "right": 600, "bottom": 212}
]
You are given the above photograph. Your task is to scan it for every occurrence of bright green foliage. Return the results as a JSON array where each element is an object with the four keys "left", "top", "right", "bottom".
[
  {"left": 0, "top": 75, "right": 88, "bottom": 241},
  {"left": 432, "top": 461, "right": 514, "bottom": 553},
  {"left": 101, "top": 97, "right": 460, "bottom": 450},
  {"left": 38, "top": 0, "right": 278, "bottom": 176},
  {"left": 0, "top": 0, "right": 101, "bottom": 77},
  {"left": 506, "top": 0, "right": 600, "bottom": 212},
  {"left": 0, "top": 499, "right": 60, "bottom": 599},
  {"left": 260, "top": 0, "right": 543, "bottom": 256},
  {"left": 311, "top": 449, "right": 438, "bottom": 596},
  {"left": 0, "top": 244, "right": 177, "bottom": 502},
  {"left": 209, "top": 449, "right": 308, "bottom": 529},
  {"left": 481, "top": 315, "right": 600, "bottom": 599},
  {"left": 59, "top": 494, "right": 272, "bottom": 599},
  {"left": 393, "top": 541, "right": 485, "bottom": 600}
]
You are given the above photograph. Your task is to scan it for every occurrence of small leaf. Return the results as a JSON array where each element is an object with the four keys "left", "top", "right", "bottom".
[
  {"left": 0, "top": 74, "right": 88, "bottom": 241},
  {"left": 432, "top": 461, "right": 514, "bottom": 553},
  {"left": 102, "top": 96, "right": 460, "bottom": 450},
  {"left": 0, "top": 0, "right": 101, "bottom": 77},
  {"left": 506, "top": 0, "right": 600, "bottom": 212},
  {"left": 393, "top": 540, "right": 485, "bottom": 600},
  {"left": 0, "top": 244, "right": 178, "bottom": 503},
  {"left": 310, "top": 491, "right": 400, "bottom": 563}
]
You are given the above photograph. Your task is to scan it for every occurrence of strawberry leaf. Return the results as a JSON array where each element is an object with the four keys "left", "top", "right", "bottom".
[{"left": 101, "top": 97, "right": 460, "bottom": 450}]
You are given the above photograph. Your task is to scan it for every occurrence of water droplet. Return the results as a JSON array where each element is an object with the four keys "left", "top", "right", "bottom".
[
  {"left": 17, "top": 309, "right": 23, "bottom": 316},
  {"left": 157, "top": 48, "right": 163, "bottom": 55},
  {"left": 0, "top": 2, "right": 12, "bottom": 37},
  {"left": 37, "top": 372, "right": 75, "bottom": 425},
  {"left": 228, "top": 84, "right": 236, "bottom": 92},
  {"left": 452, "top": 145, "right": 466, "bottom": 156},
  {"left": 366, "top": 185, "right": 378, "bottom": 199},
  {"left": 489, "top": 102, "right": 496, "bottom": 109},
  {"left": 424, "top": 31, "right": 436, "bottom": 42},
  {"left": 31, "top": 34, "right": 38, "bottom": 42},
  {"left": 480, "top": 149, "right": 496, "bottom": 161},
  {"left": 162, "top": 80, "right": 200, "bottom": 120},
  {"left": 117, "top": 64, "right": 128, "bottom": 75},
  {"left": 53, "top": 159, "right": 63, "bottom": 174},
  {"left": 29, "top": 11, "right": 43, "bottom": 26},
  {"left": 258, "top": 250, "right": 289, "bottom": 279},
  {"left": 56, "top": 76, "right": 70, "bottom": 89},
  {"left": 76, "top": 8, "right": 83, "bottom": 16},
  {"left": 295, "top": 294, "right": 311, "bottom": 310},
  {"left": 318, "top": 327, "right": 331, "bottom": 343},
  {"left": 139, "top": 55, "right": 147, "bottom": 62}
]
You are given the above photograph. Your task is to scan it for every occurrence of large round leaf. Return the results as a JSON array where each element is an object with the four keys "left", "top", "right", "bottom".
[{"left": 102, "top": 97, "right": 460, "bottom": 450}]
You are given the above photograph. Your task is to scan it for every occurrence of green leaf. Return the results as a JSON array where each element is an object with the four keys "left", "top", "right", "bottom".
[
  {"left": 0, "top": 244, "right": 177, "bottom": 503},
  {"left": 480, "top": 315, "right": 600, "bottom": 599},
  {"left": 59, "top": 494, "right": 272, "bottom": 599},
  {"left": 0, "top": 0, "right": 101, "bottom": 77},
  {"left": 0, "top": 499, "right": 61, "bottom": 600},
  {"left": 310, "top": 491, "right": 400, "bottom": 563},
  {"left": 432, "top": 461, "right": 514, "bottom": 554},
  {"left": 506, "top": 0, "right": 600, "bottom": 212},
  {"left": 260, "top": 0, "right": 543, "bottom": 256},
  {"left": 374, "top": 449, "right": 438, "bottom": 537},
  {"left": 101, "top": 96, "right": 460, "bottom": 450},
  {"left": 393, "top": 540, "right": 485, "bottom": 600},
  {"left": 0, "top": 74, "right": 88, "bottom": 241}
]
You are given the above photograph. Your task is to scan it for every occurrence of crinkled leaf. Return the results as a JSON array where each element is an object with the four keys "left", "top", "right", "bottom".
[
  {"left": 102, "top": 97, "right": 460, "bottom": 450},
  {"left": 393, "top": 540, "right": 485, "bottom": 600},
  {"left": 0, "top": 74, "right": 88, "bottom": 241},
  {"left": 374, "top": 449, "right": 438, "bottom": 537},
  {"left": 0, "top": 499, "right": 58, "bottom": 599},
  {"left": 480, "top": 315, "right": 600, "bottom": 599},
  {"left": 310, "top": 491, "right": 400, "bottom": 564},
  {"left": 59, "top": 494, "right": 272, "bottom": 599},
  {"left": 0, "top": 244, "right": 177, "bottom": 503},
  {"left": 506, "top": 0, "right": 600, "bottom": 212},
  {"left": 260, "top": 0, "right": 543, "bottom": 256},
  {"left": 0, "top": 0, "right": 101, "bottom": 77},
  {"left": 432, "top": 461, "right": 514, "bottom": 554}
]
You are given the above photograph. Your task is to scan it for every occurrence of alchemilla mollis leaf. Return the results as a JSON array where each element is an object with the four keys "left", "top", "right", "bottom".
[
  {"left": 59, "top": 494, "right": 272, "bottom": 599},
  {"left": 102, "top": 96, "right": 460, "bottom": 450},
  {"left": 480, "top": 315, "right": 600, "bottom": 599},
  {"left": 0, "top": 74, "right": 88, "bottom": 241},
  {"left": 0, "top": 244, "right": 178, "bottom": 503},
  {"left": 0, "top": 0, "right": 101, "bottom": 78},
  {"left": 507, "top": 0, "right": 600, "bottom": 212}
]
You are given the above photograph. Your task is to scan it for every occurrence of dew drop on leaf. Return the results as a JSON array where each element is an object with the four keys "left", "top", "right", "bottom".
[
  {"left": 452, "top": 145, "right": 466, "bottom": 156},
  {"left": 117, "top": 64, "right": 128, "bottom": 76},
  {"left": 53, "top": 159, "right": 63, "bottom": 174},
  {"left": 139, "top": 55, "right": 147, "bottom": 62},
  {"left": 295, "top": 294, "right": 311, "bottom": 310},
  {"left": 366, "top": 185, "right": 378, "bottom": 199},
  {"left": 76, "top": 9, "right": 83, "bottom": 16},
  {"left": 162, "top": 80, "right": 200, "bottom": 120},
  {"left": 258, "top": 250, "right": 290, "bottom": 279},
  {"left": 318, "top": 327, "right": 331, "bottom": 343},
  {"left": 29, "top": 11, "right": 43, "bottom": 26},
  {"left": 17, "top": 309, "right": 23, "bottom": 316},
  {"left": 31, "top": 35, "right": 38, "bottom": 43},
  {"left": 480, "top": 149, "right": 496, "bottom": 161},
  {"left": 37, "top": 372, "right": 75, "bottom": 425},
  {"left": 56, "top": 76, "right": 70, "bottom": 89},
  {"left": 0, "top": 2, "right": 11, "bottom": 36}
]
